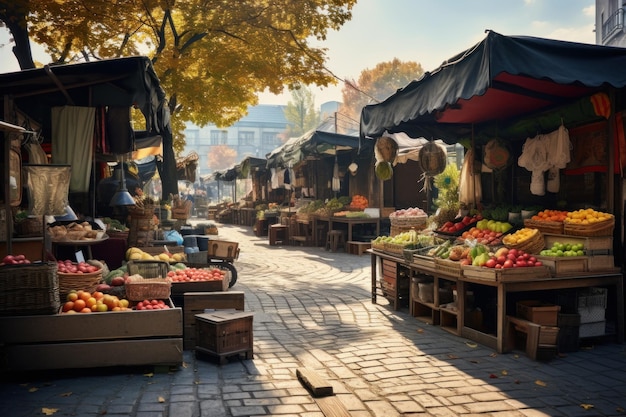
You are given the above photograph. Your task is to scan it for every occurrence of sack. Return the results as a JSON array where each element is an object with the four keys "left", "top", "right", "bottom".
[{"left": 163, "top": 230, "right": 184, "bottom": 245}]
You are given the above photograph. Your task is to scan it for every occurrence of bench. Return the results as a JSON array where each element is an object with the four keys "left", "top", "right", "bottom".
[{"left": 347, "top": 241, "right": 371, "bottom": 256}]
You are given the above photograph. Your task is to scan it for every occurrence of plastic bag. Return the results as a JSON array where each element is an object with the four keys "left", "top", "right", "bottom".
[{"left": 163, "top": 229, "right": 184, "bottom": 245}]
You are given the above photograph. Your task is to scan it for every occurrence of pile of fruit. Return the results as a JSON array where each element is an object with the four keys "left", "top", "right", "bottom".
[
  {"left": 57, "top": 260, "right": 101, "bottom": 274},
  {"left": 1, "top": 254, "right": 31, "bottom": 265},
  {"left": 437, "top": 214, "right": 481, "bottom": 234},
  {"left": 563, "top": 208, "right": 613, "bottom": 225},
  {"left": 539, "top": 242, "right": 585, "bottom": 257},
  {"left": 388, "top": 207, "right": 427, "bottom": 218},
  {"left": 61, "top": 289, "right": 130, "bottom": 314},
  {"left": 167, "top": 267, "right": 227, "bottom": 282},
  {"left": 475, "top": 247, "right": 543, "bottom": 269},
  {"left": 502, "top": 227, "right": 540, "bottom": 246},
  {"left": 530, "top": 209, "right": 568, "bottom": 223},
  {"left": 126, "top": 246, "right": 186, "bottom": 263},
  {"left": 348, "top": 194, "right": 368, "bottom": 210}
]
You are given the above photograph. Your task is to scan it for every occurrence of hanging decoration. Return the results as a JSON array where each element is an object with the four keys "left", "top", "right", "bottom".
[
  {"left": 483, "top": 138, "right": 511, "bottom": 199},
  {"left": 348, "top": 162, "right": 358, "bottom": 176},
  {"left": 417, "top": 140, "right": 447, "bottom": 192},
  {"left": 332, "top": 155, "right": 341, "bottom": 192},
  {"left": 374, "top": 136, "right": 398, "bottom": 182}
]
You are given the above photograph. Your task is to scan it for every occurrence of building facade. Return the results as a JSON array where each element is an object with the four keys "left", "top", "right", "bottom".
[
  {"left": 596, "top": 0, "right": 626, "bottom": 46},
  {"left": 183, "top": 104, "right": 290, "bottom": 180}
]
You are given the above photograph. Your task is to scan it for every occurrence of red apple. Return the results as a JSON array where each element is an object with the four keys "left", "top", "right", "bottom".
[
  {"left": 503, "top": 259, "right": 514, "bottom": 268},
  {"left": 485, "top": 258, "right": 497, "bottom": 268}
]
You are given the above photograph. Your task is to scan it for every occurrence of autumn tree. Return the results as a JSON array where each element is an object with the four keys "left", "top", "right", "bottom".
[
  {"left": 207, "top": 145, "right": 237, "bottom": 172},
  {"left": 0, "top": 0, "right": 357, "bottom": 145},
  {"left": 283, "top": 84, "right": 320, "bottom": 138},
  {"left": 340, "top": 58, "right": 424, "bottom": 125}
]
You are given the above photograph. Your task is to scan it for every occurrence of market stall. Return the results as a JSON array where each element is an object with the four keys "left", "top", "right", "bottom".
[{"left": 360, "top": 31, "right": 626, "bottom": 356}]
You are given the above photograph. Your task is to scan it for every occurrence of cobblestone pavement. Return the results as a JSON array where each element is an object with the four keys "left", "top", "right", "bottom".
[{"left": 1, "top": 222, "right": 626, "bottom": 417}]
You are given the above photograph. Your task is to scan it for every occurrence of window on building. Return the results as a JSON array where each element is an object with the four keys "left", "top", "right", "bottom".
[
  {"left": 221, "top": 131, "right": 228, "bottom": 144},
  {"left": 262, "top": 132, "right": 277, "bottom": 146},
  {"left": 186, "top": 129, "right": 200, "bottom": 141},
  {"left": 211, "top": 130, "right": 228, "bottom": 145},
  {"left": 239, "top": 131, "right": 254, "bottom": 146}
]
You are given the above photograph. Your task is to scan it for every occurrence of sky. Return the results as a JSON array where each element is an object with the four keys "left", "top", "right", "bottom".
[{"left": 0, "top": 0, "right": 597, "bottom": 108}]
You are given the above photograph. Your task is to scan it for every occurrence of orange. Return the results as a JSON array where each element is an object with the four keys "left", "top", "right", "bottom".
[
  {"left": 86, "top": 297, "right": 97, "bottom": 308},
  {"left": 62, "top": 301, "right": 74, "bottom": 312},
  {"left": 79, "top": 291, "right": 92, "bottom": 302},
  {"left": 92, "top": 291, "right": 104, "bottom": 300},
  {"left": 67, "top": 292, "right": 78, "bottom": 302},
  {"left": 79, "top": 307, "right": 92, "bottom": 313},
  {"left": 73, "top": 299, "right": 86, "bottom": 312}
]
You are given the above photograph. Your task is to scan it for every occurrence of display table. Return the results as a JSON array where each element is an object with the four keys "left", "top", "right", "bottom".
[
  {"left": 369, "top": 249, "right": 624, "bottom": 353},
  {"left": 325, "top": 216, "right": 380, "bottom": 243}
]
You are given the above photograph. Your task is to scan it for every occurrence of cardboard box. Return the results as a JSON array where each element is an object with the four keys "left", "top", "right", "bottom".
[{"left": 516, "top": 300, "right": 561, "bottom": 326}]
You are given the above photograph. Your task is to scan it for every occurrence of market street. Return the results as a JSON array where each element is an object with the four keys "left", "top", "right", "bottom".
[{"left": 1, "top": 222, "right": 626, "bottom": 417}]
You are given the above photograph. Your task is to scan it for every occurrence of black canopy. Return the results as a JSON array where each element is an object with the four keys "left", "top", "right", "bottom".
[
  {"left": 0, "top": 56, "right": 178, "bottom": 197},
  {"left": 360, "top": 31, "right": 626, "bottom": 144}
]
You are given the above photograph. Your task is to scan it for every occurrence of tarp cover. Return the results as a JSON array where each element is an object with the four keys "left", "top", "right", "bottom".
[
  {"left": 360, "top": 31, "right": 626, "bottom": 144},
  {"left": 266, "top": 129, "right": 367, "bottom": 168}
]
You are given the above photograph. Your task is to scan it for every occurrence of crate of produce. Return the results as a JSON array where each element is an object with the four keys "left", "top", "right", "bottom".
[
  {"left": 195, "top": 310, "right": 254, "bottom": 363},
  {"left": 516, "top": 300, "right": 560, "bottom": 326},
  {"left": 461, "top": 265, "right": 551, "bottom": 283},
  {"left": 125, "top": 275, "right": 172, "bottom": 301},
  {"left": 534, "top": 255, "right": 588, "bottom": 276},
  {"left": 434, "top": 258, "right": 464, "bottom": 278},
  {"left": 0, "top": 262, "right": 60, "bottom": 316},
  {"left": 389, "top": 215, "right": 428, "bottom": 228},
  {"left": 542, "top": 234, "right": 613, "bottom": 252}
]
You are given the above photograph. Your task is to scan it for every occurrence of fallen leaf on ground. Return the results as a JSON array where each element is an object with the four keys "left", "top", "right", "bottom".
[
  {"left": 41, "top": 408, "right": 58, "bottom": 415},
  {"left": 59, "top": 392, "right": 72, "bottom": 397},
  {"left": 535, "top": 380, "right": 547, "bottom": 387},
  {"left": 144, "top": 372, "right": 154, "bottom": 378},
  {"left": 417, "top": 329, "right": 424, "bottom": 333},
  {"left": 29, "top": 387, "right": 38, "bottom": 393},
  {"left": 447, "top": 354, "right": 459, "bottom": 359},
  {"left": 489, "top": 374, "right": 498, "bottom": 379},
  {"left": 465, "top": 341, "right": 477, "bottom": 348},
  {"left": 158, "top": 396, "right": 165, "bottom": 403},
  {"left": 489, "top": 353, "right": 497, "bottom": 358},
  {"left": 501, "top": 370, "right": 508, "bottom": 376},
  {"left": 580, "top": 403, "right": 594, "bottom": 410}
]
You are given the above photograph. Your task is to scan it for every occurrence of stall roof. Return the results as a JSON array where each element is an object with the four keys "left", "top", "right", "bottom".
[
  {"left": 266, "top": 129, "right": 367, "bottom": 168},
  {"left": 360, "top": 31, "right": 626, "bottom": 144},
  {"left": 0, "top": 56, "right": 178, "bottom": 196}
]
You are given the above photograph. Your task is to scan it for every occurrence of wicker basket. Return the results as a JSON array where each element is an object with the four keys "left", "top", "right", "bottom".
[
  {"left": 371, "top": 240, "right": 385, "bottom": 251},
  {"left": 0, "top": 262, "right": 60, "bottom": 316},
  {"left": 563, "top": 217, "right": 615, "bottom": 237},
  {"left": 58, "top": 267, "right": 103, "bottom": 298},
  {"left": 523, "top": 219, "right": 564, "bottom": 235},
  {"left": 15, "top": 217, "right": 44, "bottom": 237},
  {"left": 434, "top": 258, "right": 464, "bottom": 278},
  {"left": 125, "top": 275, "right": 171, "bottom": 301},
  {"left": 389, "top": 215, "right": 428, "bottom": 228},
  {"left": 127, "top": 260, "right": 170, "bottom": 279},
  {"left": 384, "top": 242, "right": 410, "bottom": 256},
  {"left": 128, "top": 204, "right": 155, "bottom": 219},
  {"left": 505, "top": 232, "right": 545, "bottom": 254}
]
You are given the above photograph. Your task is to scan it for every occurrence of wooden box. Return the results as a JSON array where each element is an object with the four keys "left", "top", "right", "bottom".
[
  {"left": 171, "top": 276, "right": 228, "bottom": 298},
  {"left": 517, "top": 300, "right": 560, "bottom": 326},
  {"left": 195, "top": 310, "right": 253, "bottom": 363},
  {"left": 543, "top": 234, "right": 613, "bottom": 252},
  {"left": 535, "top": 256, "right": 587, "bottom": 276},
  {"left": 586, "top": 255, "right": 617, "bottom": 272},
  {"left": 0, "top": 300, "right": 182, "bottom": 371},
  {"left": 538, "top": 326, "right": 559, "bottom": 345},
  {"left": 461, "top": 265, "right": 551, "bottom": 282},
  {"left": 182, "top": 291, "right": 245, "bottom": 350}
]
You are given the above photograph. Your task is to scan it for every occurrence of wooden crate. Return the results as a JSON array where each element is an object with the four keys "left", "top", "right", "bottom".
[
  {"left": 182, "top": 291, "right": 245, "bottom": 350},
  {"left": 461, "top": 265, "right": 551, "bottom": 282},
  {"left": 0, "top": 300, "right": 182, "bottom": 371},
  {"left": 171, "top": 276, "right": 228, "bottom": 299},
  {"left": 587, "top": 255, "right": 618, "bottom": 272},
  {"left": 543, "top": 234, "right": 613, "bottom": 252},
  {"left": 517, "top": 300, "right": 560, "bottom": 326},
  {"left": 195, "top": 311, "right": 253, "bottom": 364},
  {"left": 535, "top": 256, "right": 588, "bottom": 276}
]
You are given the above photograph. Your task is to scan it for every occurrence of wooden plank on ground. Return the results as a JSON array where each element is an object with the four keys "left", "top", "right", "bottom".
[
  {"left": 296, "top": 367, "right": 334, "bottom": 397},
  {"left": 315, "top": 396, "right": 352, "bottom": 417}
]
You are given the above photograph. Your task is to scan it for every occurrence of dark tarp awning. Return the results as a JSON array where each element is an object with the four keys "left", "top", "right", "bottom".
[
  {"left": 266, "top": 129, "right": 368, "bottom": 168},
  {"left": 238, "top": 156, "right": 267, "bottom": 178},
  {"left": 360, "top": 31, "right": 626, "bottom": 144},
  {"left": 0, "top": 56, "right": 178, "bottom": 197}
]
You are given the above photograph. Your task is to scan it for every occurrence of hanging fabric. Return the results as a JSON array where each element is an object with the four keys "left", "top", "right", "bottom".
[
  {"left": 106, "top": 106, "right": 134, "bottom": 154},
  {"left": 332, "top": 156, "right": 341, "bottom": 192},
  {"left": 51, "top": 106, "right": 96, "bottom": 193},
  {"left": 459, "top": 148, "right": 482, "bottom": 207}
]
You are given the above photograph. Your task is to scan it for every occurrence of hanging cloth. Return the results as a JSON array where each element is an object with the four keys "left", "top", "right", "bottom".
[
  {"left": 518, "top": 134, "right": 551, "bottom": 196},
  {"left": 51, "top": 106, "right": 96, "bottom": 193},
  {"left": 545, "top": 124, "right": 571, "bottom": 193},
  {"left": 459, "top": 148, "right": 482, "bottom": 207},
  {"left": 106, "top": 106, "right": 134, "bottom": 154}
]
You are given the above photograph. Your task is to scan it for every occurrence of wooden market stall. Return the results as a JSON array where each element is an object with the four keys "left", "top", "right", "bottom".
[
  {"left": 360, "top": 31, "right": 626, "bottom": 355},
  {"left": 0, "top": 57, "right": 185, "bottom": 371}
]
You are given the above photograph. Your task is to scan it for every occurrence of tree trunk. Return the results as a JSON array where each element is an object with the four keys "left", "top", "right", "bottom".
[{"left": 0, "top": 4, "right": 36, "bottom": 70}]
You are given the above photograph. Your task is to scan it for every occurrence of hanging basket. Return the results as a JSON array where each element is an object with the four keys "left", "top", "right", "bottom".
[
  {"left": 418, "top": 142, "right": 446, "bottom": 176},
  {"left": 483, "top": 138, "right": 511, "bottom": 170},
  {"left": 374, "top": 136, "right": 398, "bottom": 163}
]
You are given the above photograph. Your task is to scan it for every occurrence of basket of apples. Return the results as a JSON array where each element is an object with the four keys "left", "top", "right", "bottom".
[{"left": 57, "top": 260, "right": 103, "bottom": 299}]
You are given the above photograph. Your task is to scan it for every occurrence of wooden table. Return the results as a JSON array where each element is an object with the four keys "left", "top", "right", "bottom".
[
  {"left": 326, "top": 216, "right": 380, "bottom": 242},
  {"left": 369, "top": 249, "right": 624, "bottom": 354}
]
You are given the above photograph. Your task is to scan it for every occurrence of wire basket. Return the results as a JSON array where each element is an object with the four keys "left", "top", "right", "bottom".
[
  {"left": 58, "top": 267, "right": 103, "bottom": 299},
  {"left": 0, "top": 262, "right": 60, "bottom": 316}
]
